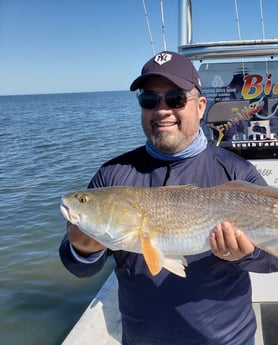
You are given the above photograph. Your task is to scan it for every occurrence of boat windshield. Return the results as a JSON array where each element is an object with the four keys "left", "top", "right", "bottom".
[{"left": 199, "top": 60, "right": 278, "bottom": 159}]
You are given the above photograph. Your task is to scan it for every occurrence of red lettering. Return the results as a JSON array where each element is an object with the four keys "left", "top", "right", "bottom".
[
  {"left": 264, "top": 73, "right": 272, "bottom": 95},
  {"left": 242, "top": 75, "right": 263, "bottom": 99},
  {"left": 273, "top": 83, "right": 278, "bottom": 94}
]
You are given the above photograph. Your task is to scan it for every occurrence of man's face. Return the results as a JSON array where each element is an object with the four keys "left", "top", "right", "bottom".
[{"left": 140, "top": 76, "right": 206, "bottom": 153}]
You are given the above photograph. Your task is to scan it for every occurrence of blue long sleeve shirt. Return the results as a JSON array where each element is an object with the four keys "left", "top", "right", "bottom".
[{"left": 59, "top": 143, "right": 278, "bottom": 345}]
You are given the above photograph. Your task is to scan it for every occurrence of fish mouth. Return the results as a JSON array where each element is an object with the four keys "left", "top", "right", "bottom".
[{"left": 60, "top": 203, "right": 79, "bottom": 224}]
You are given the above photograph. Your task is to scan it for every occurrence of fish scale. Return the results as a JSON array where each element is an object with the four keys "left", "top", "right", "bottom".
[{"left": 60, "top": 180, "right": 278, "bottom": 277}]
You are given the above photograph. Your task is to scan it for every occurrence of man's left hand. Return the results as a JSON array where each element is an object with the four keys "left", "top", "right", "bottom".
[{"left": 210, "top": 221, "right": 255, "bottom": 261}]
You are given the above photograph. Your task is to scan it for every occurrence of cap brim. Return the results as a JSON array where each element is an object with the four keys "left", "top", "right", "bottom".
[{"left": 130, "top": 72, "right": 195, "bottom": 91}]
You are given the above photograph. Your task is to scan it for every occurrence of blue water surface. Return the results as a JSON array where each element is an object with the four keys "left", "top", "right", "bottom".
[{"left": 0, "top": 91, "right": 145, "bottom": 345}]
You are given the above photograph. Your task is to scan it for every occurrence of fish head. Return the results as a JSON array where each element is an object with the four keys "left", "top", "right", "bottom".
[
  {"left": 60, "top": 190, "right": 108, "bottom": 239},
  {"left": 60, "top": 188, "right": 142, "bottom": 250}
]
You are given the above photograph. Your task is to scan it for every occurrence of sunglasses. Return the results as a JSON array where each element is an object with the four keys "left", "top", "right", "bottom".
[{"left": 137, "top": 91, "right": 197, "bottom": 110}]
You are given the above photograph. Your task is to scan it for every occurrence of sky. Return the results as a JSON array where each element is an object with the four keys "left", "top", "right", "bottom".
[{"left": 1, "top": 0, "right": 278, "bottom": 95}]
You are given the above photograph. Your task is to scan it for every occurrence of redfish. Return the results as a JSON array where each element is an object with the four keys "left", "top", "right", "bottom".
[{"left": 60, "top": 181, "right": 278, "bottom": 277}]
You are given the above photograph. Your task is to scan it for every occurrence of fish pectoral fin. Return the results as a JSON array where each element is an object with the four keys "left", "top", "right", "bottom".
[
  {"left": 140, "top": 231, "right": 188, "bottom": 278},
  {"left": 163, "top": 256, "right": 188, "bottom": 278},
  {"left": 140, "top": 232, "right": 165, "bottom": 276}
]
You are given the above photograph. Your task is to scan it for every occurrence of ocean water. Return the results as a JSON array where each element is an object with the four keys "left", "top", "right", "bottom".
[{"left": 0, "top": 91, "right": 145, "bottom": 345}]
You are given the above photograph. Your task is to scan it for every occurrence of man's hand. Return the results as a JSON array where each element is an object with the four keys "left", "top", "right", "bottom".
[
  {"left": 210, "top": 221, "right": 255, "bottom": 261},
  {"left": 67, "top": 222, "right": 106, "bottom": 256}
]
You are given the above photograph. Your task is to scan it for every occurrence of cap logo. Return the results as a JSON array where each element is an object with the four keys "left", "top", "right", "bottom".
[{"left": 154, "top": 52, "right": 172, "bottom": 65}]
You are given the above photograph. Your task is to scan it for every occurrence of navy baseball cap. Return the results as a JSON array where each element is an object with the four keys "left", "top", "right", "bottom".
[{"left": 130, "top": 51, "right": 202, "bottom": 92}]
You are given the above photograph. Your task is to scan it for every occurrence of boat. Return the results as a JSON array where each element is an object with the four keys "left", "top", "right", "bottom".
[{"left": 62, "top": 1, "right": 278, "bottom": 344}]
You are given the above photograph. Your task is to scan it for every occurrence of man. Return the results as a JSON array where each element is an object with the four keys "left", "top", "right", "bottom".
[{"left": 59, "top": 51, "right": 278, "bottom": 345}]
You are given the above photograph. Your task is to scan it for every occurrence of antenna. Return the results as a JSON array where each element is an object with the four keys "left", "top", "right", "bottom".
[
  {"left": 160, "top": 0, "right": 167, "bottom": 51},
  {"left": 142, "top": 0, "right": 168, "bottom": 55},
  {"left": 259, "top": 0, "right": 269, "bottom": 74},
  {"left": 234, "top": 0, "right": 242, "bottom": 41},
  {"left": 234, "top": 0, "right": 246, "bottom": 74},
  {"left": 142, "top": 0, "right": 156, "bottom": 55}
]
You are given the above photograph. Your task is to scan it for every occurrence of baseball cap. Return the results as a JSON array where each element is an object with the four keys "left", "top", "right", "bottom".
[{"left": 130, "top": 51, "right": 202, "bottom": 93}]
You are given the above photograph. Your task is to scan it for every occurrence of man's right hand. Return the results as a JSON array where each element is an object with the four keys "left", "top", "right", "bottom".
[{"left": 67, "top": 222, "right": 106, "bottom": 257}]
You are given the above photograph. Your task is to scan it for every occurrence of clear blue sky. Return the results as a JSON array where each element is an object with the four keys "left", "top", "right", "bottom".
[{"left": 1, "top": 0, "right": 277, "bottom": 95}]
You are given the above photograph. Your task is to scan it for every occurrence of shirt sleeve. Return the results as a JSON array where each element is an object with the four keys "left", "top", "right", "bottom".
[
  {"left": 59, "top": 235, "right": 109, "bottom": 278},
  {"left": 234, "top": 247, "right": 278, "bottom": 273},
  {"left": 69, "top": 243, "right": 107, "bottom": 264}
]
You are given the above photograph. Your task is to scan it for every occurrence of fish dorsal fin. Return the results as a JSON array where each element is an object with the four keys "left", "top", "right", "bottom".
[
  {"left": 213, "top": 180, "right": 254, "bottom": 191},
  {"left": 165, "top": 184, "right": 198, "bottom": 190},
  {"left": 214, "top": 181, "right": 278, "bottom": 198},
  {"left": 140, "top": 231, "right": 165, "bottom": 276}
]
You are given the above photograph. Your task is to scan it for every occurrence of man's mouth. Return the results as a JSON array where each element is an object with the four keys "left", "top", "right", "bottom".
[{"left": 154, "top": 121, "right": 178, "bottom": 128}]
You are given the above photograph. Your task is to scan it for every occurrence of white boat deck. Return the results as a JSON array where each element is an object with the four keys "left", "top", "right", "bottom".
[
  {"left": 62, "top": 272, "right": 121, "bottom": 345},
  {"left": 62, "top": 271, "right": 278, "bottom": 345}
]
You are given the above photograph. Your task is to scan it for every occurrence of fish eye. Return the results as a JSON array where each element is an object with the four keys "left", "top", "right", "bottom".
[{"left": 78, "top": 195, "right": 88, "bottom": 204}]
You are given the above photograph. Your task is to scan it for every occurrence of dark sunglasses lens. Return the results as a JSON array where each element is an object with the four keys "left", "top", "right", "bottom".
[
  {"left": 165, "top": 92, "right": 187, "bottom": 108},
  {"left": 138, "top": 93, "right": 159, "bottom": 109}
]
